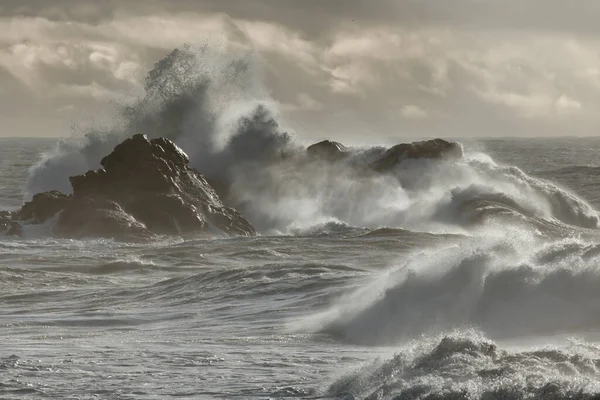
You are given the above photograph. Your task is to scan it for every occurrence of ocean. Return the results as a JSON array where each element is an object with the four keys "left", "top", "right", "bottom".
[{"left": 2, "top": 136, "right": 600, "bottom": 399}]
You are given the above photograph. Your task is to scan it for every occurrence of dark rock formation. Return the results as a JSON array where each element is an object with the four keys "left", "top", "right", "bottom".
[
  {"left": 16, "top": 190, "right": 71, "bottom": 223},
  {"left": 54, "top": 197, "right": 153, "bottom": 241},
  {"left": 304, "top": 138, "right": 462, "bottom": 172},
  {"left": 12, "top": 134, "right": 256, "bottom": 240},
  {"left": 307, "top": 140, "right": 348, "bottom": 161},
  {"left": 370, "top": 139, "right": 463, "bottom": 172}
]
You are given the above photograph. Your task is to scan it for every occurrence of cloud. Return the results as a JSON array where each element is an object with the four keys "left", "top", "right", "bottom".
[
  {"left": 1, "top": 1, "right": 600, "bottom": 137},
  {"left": 400, "top": 105, "right": 428, "bottom": 119},
  {"left": 4, "top": 0, "right": 600, "bottom": 38}
]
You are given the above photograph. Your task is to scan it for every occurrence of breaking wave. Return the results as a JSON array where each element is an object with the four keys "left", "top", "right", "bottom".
[
  {"left": 327, "top": 330, "right": 600, "bottom": 399},
  {"left": 301, "top": 234, "right": 600, "bottom": 346}
]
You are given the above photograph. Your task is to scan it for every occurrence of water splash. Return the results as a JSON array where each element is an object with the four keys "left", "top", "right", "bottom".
[{"left": 24, "top": 44, "right": 600, "bottom": 236}]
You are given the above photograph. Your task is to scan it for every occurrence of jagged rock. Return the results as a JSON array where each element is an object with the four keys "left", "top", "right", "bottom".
[
  {"left": 307, "top": 140, "right": 348, "bottom": 161},
  {"left": 370, "top": 139, "right": 463, "bottom": 172},
  {"left": 205, "top": 177, "right": 231, "bottom": 204},
  {"left": 16, "top": 190, "right": 72, "bottom": 223},
  {"left": 15, "top": 133, "right": 256, "bottom": 240}
]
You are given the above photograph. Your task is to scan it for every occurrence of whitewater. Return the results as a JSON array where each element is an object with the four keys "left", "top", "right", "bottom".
[{"left": 3, "top": 45, "right": 600, "bottom": 399}]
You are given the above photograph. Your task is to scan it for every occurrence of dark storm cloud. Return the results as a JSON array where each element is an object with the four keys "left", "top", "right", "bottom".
[
  {"left": 2, "top": 0, "right": 600, "bottom": 36},
  {"left": 0, "top": 0, "right": 394, "bottom": 27},
  {"left": 0, "top": 0, "right": 120, "bottom": 24}
]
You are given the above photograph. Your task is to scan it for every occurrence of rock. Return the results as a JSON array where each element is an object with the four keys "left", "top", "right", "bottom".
[
  {"left": 305, "top": 138, "right": 461, "bottom": 171},
  {"left": 15, "top": 133, "right": 256, "bottom": 240},
  {"left": 54, "top": 197, "right": 153, "bottom": 241},
  {"left": 205, "top": 177, "right": 231, "bottom": 204},
  {"left": 16, "top": 190, "right": 72, "bottom": 223},
  {"left": 68, "top": 134, "right": 255, "bottom": 236},
  {"left": 307, "top": 140, "right": 348, "bottom": 161},
  {"left": 370, "top": 139, "right": 463, "bottom": 172}
]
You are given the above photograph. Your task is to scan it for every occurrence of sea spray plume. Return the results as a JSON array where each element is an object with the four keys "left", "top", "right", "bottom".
[
  {"left": 124, "top": 45, "right": 214, "bottom": 144},
  {"left": 25, "top": 44, "right": 289, "bottom": 198},
  {"left": 228, "top": 154, "right": 411, "bottom": 233},
  {"left": 125, "top": 44, "right": 293, "bottom": 185},
  {"left": 25, "top": 127, "right": 126, "bottom": 196},
  {"left": 225, "top": 146, "right": 600, "bottom": 234}
]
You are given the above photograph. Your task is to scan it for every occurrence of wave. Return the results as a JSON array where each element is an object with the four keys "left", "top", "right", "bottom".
[
  {"left": 22, "top": 44, "right": 600, "bottom": 237},
  {"left": 286, "top": 219, "right": 369, "bottom": 237},
  {"left": 547, "top": 164, "right": 600, "bottom": 176},
  {"left": 47, "top": 258, "right": 171, "bottom": 275},
  {"left": 326, "top": 330, "right": 600, "bottom": 399},
  {"left": 302, "top": 234, "right": 600, "bottom": 345},
  {"left": 149, "top": 262, "right": 357, "bottom": 300}
]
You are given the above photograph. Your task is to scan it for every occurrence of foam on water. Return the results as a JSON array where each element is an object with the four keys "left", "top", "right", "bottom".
[{"left": 327, "top": 330, "right": 600, "bottom": 399}]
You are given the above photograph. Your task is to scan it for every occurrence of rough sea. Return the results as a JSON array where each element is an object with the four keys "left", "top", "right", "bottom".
[{"left": 2, "top": 136, "right": 600, "bottom": 399}]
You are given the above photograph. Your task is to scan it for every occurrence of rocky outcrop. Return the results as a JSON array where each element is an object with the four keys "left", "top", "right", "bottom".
[
  {"left": 370, "top": 139, "right": 463, "bottom": 172},
  {"left": 307, "top": 140, "right": 348, "bottom": 161},
  {"left": 10, "top": 134, "right": 256, "bottom": 240},
  {"left": 16, "top": 190, "right": 71, "bottom": 223},
  {"left": 304, "top": 138, "right": 462, "bottom": 172}
]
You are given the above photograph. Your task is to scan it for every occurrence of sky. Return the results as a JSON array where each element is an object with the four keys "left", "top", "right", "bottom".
[{"left": 1, "top": 0, "right": 599, "bottom": 139}]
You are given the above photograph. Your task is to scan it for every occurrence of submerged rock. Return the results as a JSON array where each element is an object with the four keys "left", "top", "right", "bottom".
[
  {"left": 15, "top": 134, "right": 256, "bottom": 240},
  {"left": 370, "top": 139, "right": 463, "bottom": 172}
]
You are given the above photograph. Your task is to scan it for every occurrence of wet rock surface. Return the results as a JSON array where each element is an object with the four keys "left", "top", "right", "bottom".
[
  {"left": 7, "top": 134, "right": 256, "bottom": 240},
  {"left": 307, "top": 140, "right": 349, "bottom": 161},
  {"left": 369, "top": 139, "right": 463, "bottom": 172}
]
